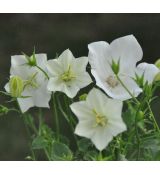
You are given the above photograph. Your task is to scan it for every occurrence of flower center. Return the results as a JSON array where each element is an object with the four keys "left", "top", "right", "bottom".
[
  {"left": 93, "top": 109, "right": 107, "bottom": 127},
  {"left": 61, "top": 65, "right": 76, "bottom": 82},
  {"left": 24, "top": 72, "right": 39, "bottom": 89},
  {"left": 106, "top": 75, "right": 119, "bottom": 88}
]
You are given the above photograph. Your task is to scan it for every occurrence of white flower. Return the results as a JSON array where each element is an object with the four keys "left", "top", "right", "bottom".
[
  {"left": 88, "top": 35, "right": 143, "bottom": 101},
  {"left": 46, "top": 49, "right": 92, "bottom": 98},
  {"left": 5, "top": 54, "right": 51, "bottom": 113},
  {"left": 70, "top": 88, "right": 126, "bottom": 151},
  {"left": 136, "top": 62, "right": 159, "bottom": 85}
]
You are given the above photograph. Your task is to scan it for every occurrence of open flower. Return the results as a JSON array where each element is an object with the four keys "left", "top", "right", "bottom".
[
  {"left": 135, "top": 62, "right": 159, "bottom": 85},
  {"left": 70, "top": 88, "right": 126, "bottom": 151},
  {"left": 5, "top": 54, "right": 51, "bottom": 113},
  {"left": 88, "top": 35, "right": 143, "bottom": 101},
  {"left": 46, "top": 49, "right": 92, "bottom": 98}
]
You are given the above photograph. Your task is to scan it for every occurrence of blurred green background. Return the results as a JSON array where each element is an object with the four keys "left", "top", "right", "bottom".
[{"left": 1, "top": 14, "right": 160, "bottom": 160}]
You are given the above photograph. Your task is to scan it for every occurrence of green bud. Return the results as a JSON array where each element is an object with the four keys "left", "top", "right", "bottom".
[
  {"left": 0, "top": 105, "right": 9, "bottom": 116},
  {"left": 155, "top": 59, "right": 160, "bottom": 69},
  {"left": 111, "top": 59, "right": 120, "bottom": 75},
  {"left": 154, "top": 72, "right": 160, "bottom": 82},
  {"left": 137, "top": 110, "right": 144, "bottom": 121},
  {"left": 9, "top": 76, "right": 24, "bottom": 98},
  {"left": 135, "top": 73, "right": 144, "bottom": 87},
  {"left": 23, "top": 49, "right": 37, "bottom": 67},
  {"left": 79, "top": 94, "right": 87, "bottom": 101}
]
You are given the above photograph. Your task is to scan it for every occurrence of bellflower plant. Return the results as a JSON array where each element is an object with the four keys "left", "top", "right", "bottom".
[{"left": 1, "top": 35, "right": 160, "bottom": 161}]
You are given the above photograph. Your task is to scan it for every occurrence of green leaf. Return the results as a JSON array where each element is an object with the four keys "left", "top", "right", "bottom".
[
  {"left": 32, "top": 136, "right": 48, "bottom": 150},
  {"left": 77, "top": 138, "right": 92, "bottom": 152},
  {"left": 51, "top": 142, "right": 73, "bottom": 161},
  {"left": 83, "top": 150, "right": 98, "bottom": 160}
]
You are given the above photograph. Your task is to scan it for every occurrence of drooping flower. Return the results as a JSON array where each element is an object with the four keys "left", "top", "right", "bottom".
[
  {"left": 135, "top": 62, "right": 159, "bottom": 86},
  {"left": 70, "top": 88, "right": 126, "bottom": 151},
  {"left": 88, "top": 35, "right": 143, "bottom": 101},
  {"left": 46, "top": 49, "right": 92, "bottom": 98},
  {"left": 5, "top": 53, "right": 51, "bottom": 113}
]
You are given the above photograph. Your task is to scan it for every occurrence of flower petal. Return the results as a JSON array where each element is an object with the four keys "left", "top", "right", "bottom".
[
  {"left": 35, "top": 54, "right": 48, "bottom": 70},
  {"left": 70, "top": 101, "right": 93, "bottom": 121},
  {"left": 136, "top": 62, "right": 159, "bottom": 84},
  {"left": 17, "top": 97, "right": 34, "bottom": 113},
  {"left": 63, "top": 84, "right": 80, "bottom": 98},
  {"left": 46, "top": 60, "right": 63, "bottom": 76},
  {"left": 73, "top": 57, "right": 88, "bottom": 73},
  {"left": 32, "top": 82, "right": 51, "bottom": 108},
  {"left": 91, "top": 127, "right": 113, "bottom": 151},
  {"left": 74, "top": 72, "right": 92, "bottom": 88},
  {"left": 110, "top": 35, "right": 143, "bottom": 75},
  {"left": 58, "top": 49, "right": 75, "bottom": 70},
  {"left": 88, "top": 41, "right": 112, "bottom": 76},
  {"left": 75, "top": 120, "right": 95, "bottom": 139},
  {"left": 47, "top": 77, "right": 63, "bottom": 92},
  {"left": 11, "top": 55, "right": 26, "bottom": 67}
]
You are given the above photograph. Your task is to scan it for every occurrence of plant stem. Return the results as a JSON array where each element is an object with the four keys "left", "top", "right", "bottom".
[
  {"left": 52, "top": 92, "right": 60, "bottom": 141},
  {"left": 16, "top": 100, "right": 36, "bottom": 160},
  {"left": 36, "top": 65, "right": 49, "bottom": 80},
  {"left": 147, "top": 101, "right": 160, "bottom": 132},
  {"left": 116, "top": 75, "right": 140, "bottom": 105}
]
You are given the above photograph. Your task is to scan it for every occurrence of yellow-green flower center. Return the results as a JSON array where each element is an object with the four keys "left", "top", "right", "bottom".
[
  {"left": 106, "top": 75, "right": 119, "bottom": 88},
  {"left": 24, "top": 72, "right": 39, "bottom": 89},
  {"left": 93, "top": 109, "right": 107, "bottom": 127},
  {"left": 61, "top": 65, "right": 76, "bottom": 82}
]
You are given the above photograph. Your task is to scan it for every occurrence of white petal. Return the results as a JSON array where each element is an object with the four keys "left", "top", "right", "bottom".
[
  {"left": 63, "top": 84, "right": 80, "bottom": 98},
  {"left": 35, "top": 54, "right": 48, "bottom": 70},
  {"left": 4, "top": 83, "right": 9, "bottom": 92},
  {"left": 32, "top": 82, "right": 51, "bottom": 108},
  {"left": 47, "top": 77, "right": 63, "bottom": 92},
  {"left": 11, "top": 55, "right": 26, "bottom": 67},
  {"left": 110, "top": 35, "right": 143, "bottom": 75},
  {"left": 94, "top": 73, "right": 142, "bottom": 101},
  {"left": 88, "top": 41, "right": 112, "bottom": 76},
  {"left": 86, "top": 88, "right": 109, "bottom": 112},
  {"left": 91, "top": 127, "right": 113, "bottom": 151},
  {"left": 46, "top": 60, "right": 63, "bottom": 76},
  {"left": 73, "top": 57, "right": 88, "bottom": 73},
  {"left": 74, "top": 72, "right": 92, "bottom": 88},
  {"left": 107, "top": 120, "right": 127, "bottom": 136},
  {"left": 103, "top": 98, "right": 123, "bottom": 120},
  {"left": 17, "top": 97, "right": 34, "bottom": 113},
  {"left": 75, "top": 120, "right": 95, "bottom": 139},
  {"left": 136, "top": 62, "right": 159, "bottom": 84},
  {"left": 58, "top": 49, "right": 75, "bottom": 70},
  {"left": 70, "top": 101, "right": 93, "bottom": 121}
]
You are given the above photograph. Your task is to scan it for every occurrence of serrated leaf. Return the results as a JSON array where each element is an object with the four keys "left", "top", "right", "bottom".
[
  {"left": 51, "top": 142, "right": 73, "bottom": 161},
  {"left": 77, "top": 138, "right": 92, "bottom": 152},
  {"left": 32, "top": 136, "right": 48, "bottom": 149}
]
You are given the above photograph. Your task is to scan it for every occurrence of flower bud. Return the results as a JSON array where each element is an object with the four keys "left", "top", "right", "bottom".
[
  {"left": 111, "top": 59, "right": 120, "bottom": 75},
  {"left": 154, "top": 72, "right": 160, "bottom": 82},
  {"left": 79, "top": 93, "right": 87, "bottom": 101},
  {"left": 155, "top": 59, "right": 160, "bottom": 69},
  {"left": 137, "top": 110, "right": 144, "bottom": 121},
  {"left": 9, "top": 76, "right": 24, "bottom": 98}
]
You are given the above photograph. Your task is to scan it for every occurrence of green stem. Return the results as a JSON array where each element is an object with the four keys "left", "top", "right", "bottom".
[
  {"left": 116, "top": 75, "right": 140, "bottom": 105},
  {"left": 36, "top": 65, "right": 49, "bottom": 80},
  {"left": 97, "top": 151, "right": 103, "bottom": 161},
  {"left": 52, "top": 92, "right": 60, "bottom": 141},
  {"left": 16, "top": 100, "right": 36, "bottom": 160},
  {"left": 57, "top": 98, "right": 78, "bottom": 144},
  {"left": 147, "top": 101, "right": 160, "bottom": 132}
]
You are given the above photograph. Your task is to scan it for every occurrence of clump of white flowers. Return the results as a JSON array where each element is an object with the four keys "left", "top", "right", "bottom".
[{"left": 1, "top": 35, "right": 160, "bottom": 161}]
